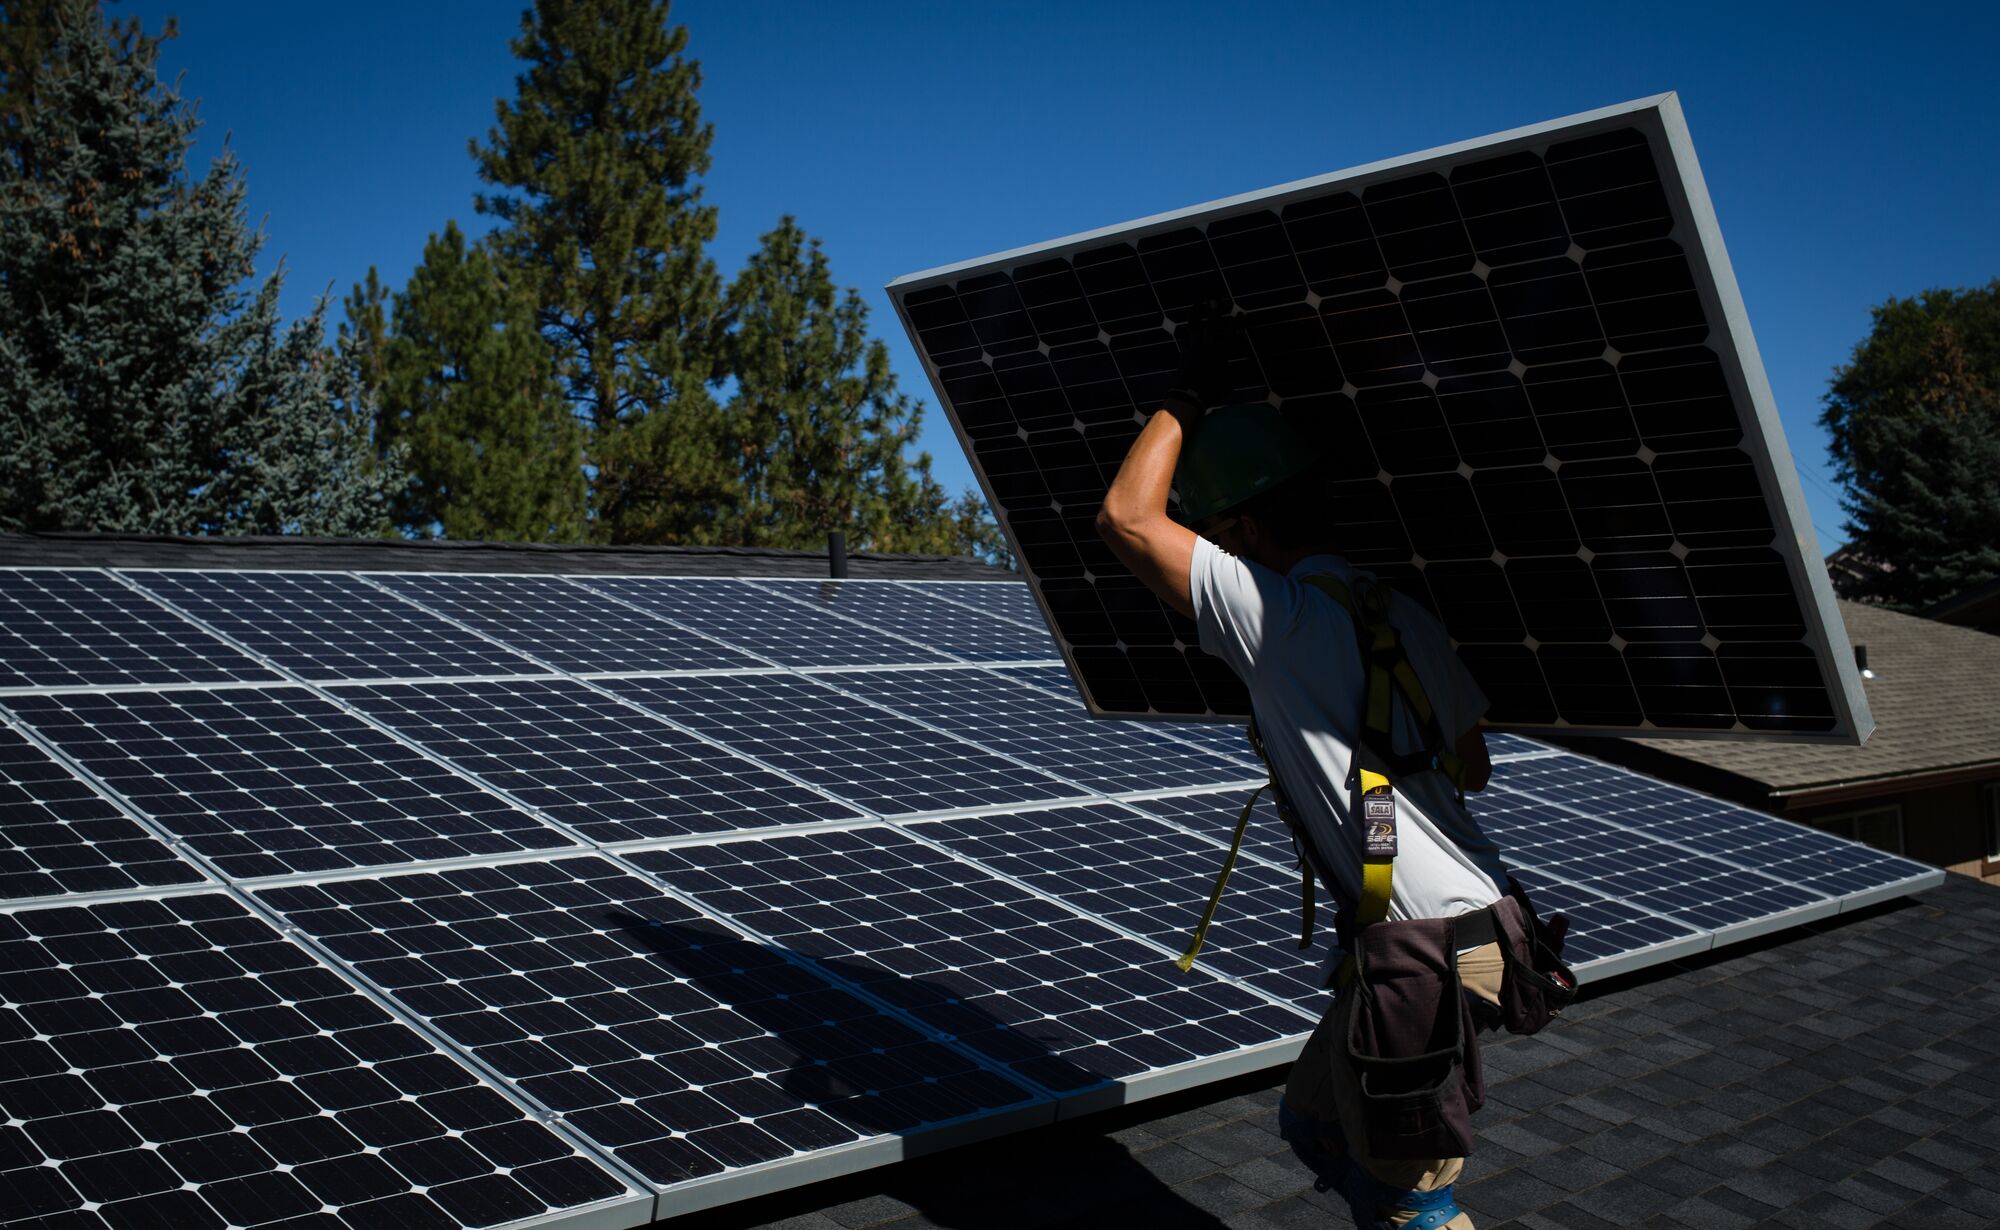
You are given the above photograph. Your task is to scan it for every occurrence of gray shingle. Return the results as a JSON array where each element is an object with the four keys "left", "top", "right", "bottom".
[{"left": 688, "top": 876, "right": 2000, "bottom": 1230}]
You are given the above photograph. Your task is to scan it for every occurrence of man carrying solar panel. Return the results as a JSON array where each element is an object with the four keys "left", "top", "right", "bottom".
[{"left": 1095, "top": 313, "right": 1575, "bottom": 1230}]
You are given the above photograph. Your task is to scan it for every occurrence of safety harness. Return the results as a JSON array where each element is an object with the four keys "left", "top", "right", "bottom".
[{"left": 1177, "top": 573, "right": 1464, "bottom": 972}]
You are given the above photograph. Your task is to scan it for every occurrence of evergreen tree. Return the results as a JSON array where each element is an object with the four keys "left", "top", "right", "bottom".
[
  {"left": 0, "top": 0, "right": 397, "bottom": 534},
  {"left": 720, "top": 216, "right": 1004, "bottom": 558},
  {"left": 1822, "top": 282, "right": 2000, "bottom": 609},
  {"left": 351, "top": 223, "right": 588, "bottom": 541},
  {"left": 470, "top": 0, "right": 729, "bottom": 542}
]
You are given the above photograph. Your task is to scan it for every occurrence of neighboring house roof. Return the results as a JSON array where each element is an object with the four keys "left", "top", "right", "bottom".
[
  {"left": 1561, "top": 600, "right": 2000, "bottom": 811},
  {"left": 0, "top": 530, "right": 1007, "bottom": 581},
  {"left": 678, "top": 875, "right": 2000, "bottom": 1230},
  {"left": 1924, "top": 575, "right": 2000, "bottom": 635}
]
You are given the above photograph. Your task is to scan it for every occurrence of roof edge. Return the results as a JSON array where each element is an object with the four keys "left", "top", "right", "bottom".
[{"left": 0, "top": 530, "right": 993, "bottom": 566}]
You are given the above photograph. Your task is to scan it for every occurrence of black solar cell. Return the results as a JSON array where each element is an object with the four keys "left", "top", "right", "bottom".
[
  {"left": 374, "top": 573, "right": 761, "bottom": 673},
  {"left": 0, "top": 893, "right": 629, "bottom": 1227},
  {"left": 0, "top": 726, "right": 203, "bottom": 900},
  {"left": 631, "top": 830, "right": 1307, "bottom": 1094},
  {"left": 0, "top": 570, "right": 277, "bottom": 689},
  {"left": 258, "top": 858, "right": 1039, "bottom": 1186},
  {"left": 335, "top": 677, "right": 862, "bottom": 842},
  {"left": 601, "top": 673, "right": 1087, "bottom": 815},
  {"left": 7, "top": 688, "right": 571, "bottom": 879},
  {"left": 123, "top": 571, "right": 548, "bottom": 682}
]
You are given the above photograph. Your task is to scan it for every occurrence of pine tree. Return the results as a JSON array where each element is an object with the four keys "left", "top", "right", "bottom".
[
  {"left": 1822, "top": 282, "right": 2000, "bottom": 609},
  {"left": 469, "top": 0, "right": 728, "bottom": 543},
  {"left": 352, "top": 223, "right": 588, "bottom": 542},
  {"left": 720, "top": 216, "right": 1008, "bottom": 559},
  {"left": 0, "top": 0, "right": 397, "bottom": 534}
]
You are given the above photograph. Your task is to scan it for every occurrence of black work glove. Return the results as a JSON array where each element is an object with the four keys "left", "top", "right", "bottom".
[{"left": 1162, "top": 299, "right": 1243, "bottom": 415}]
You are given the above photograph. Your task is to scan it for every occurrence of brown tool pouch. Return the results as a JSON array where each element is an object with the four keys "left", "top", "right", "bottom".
[
  {"left": 1342, "top": 916, "right": 1483, "bottom": 1160},
  {"left": 1491, "top": 886, "right": 1577, "bottom": 1036}
]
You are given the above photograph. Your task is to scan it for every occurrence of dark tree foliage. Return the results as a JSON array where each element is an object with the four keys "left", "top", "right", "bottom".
[
  {"left": 1822, "top": 281, "right": 2000, "bottom": 610},
  {"left": 344, "top": 225, "right": 587, "bottom": 542},
  {"left": 720, "top": 216, "right": 1005, "bottom": 559},
  {"left": 470, "top": 0, "right": 730, "bottom": 543},
  {"left": 0, "top": 0, "right": 397, "bottom": 534}
]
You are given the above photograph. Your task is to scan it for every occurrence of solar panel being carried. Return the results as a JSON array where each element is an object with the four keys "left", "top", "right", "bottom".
[
  {"left": 888, "top": 93, "right": 1871, "bottom": 744},
  {"left": 0, "top": 563, "right": 1942, "bottom": 1225}
]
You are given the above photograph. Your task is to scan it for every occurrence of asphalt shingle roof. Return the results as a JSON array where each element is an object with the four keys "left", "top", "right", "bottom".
[
  {"left": 676, "top": 873, "right": 2000, "bottom": 1230},
  {"left": 1601, "top": 601, "right": 2000, "bottom": 798}
]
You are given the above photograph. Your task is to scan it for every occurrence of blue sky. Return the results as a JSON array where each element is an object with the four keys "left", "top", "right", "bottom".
[{"left": 128, "top": 0, "right": 2000, "bottom": 552}]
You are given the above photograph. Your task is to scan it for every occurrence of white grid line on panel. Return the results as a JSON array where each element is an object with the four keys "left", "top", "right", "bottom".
[
  {"left": 874, "top": 815, "right": 1322, "bottom": 1026},
  {"left": 0, "top": 676, "right": 313, "bottom": 698},
  {"left": 745, "top": 578, "right": 1061, "bottom": 666},
  {"left": 885, "top": 580, "right": 1052, "bottom": 634},
  {"left": 739, "top": 579, "right": 983, "bottom": 665},
  {"left": 208, "top": 870, "right": 663, "bottom": 1214},
  {"left": 0, "top": 702, "right": 227, "bottom": 892},
  {"left": 1490, "top": 754, "right": 1942, "bottom": 907},
  {"left": 248, "top": 843, "right": 1065, "bottom": 1200},
  {"left": 965, "top": 663, "right": 1269, "bottom": 773},
  {"left": 606, "top": 829, "right": 1320, "bottom": 1117},
  {"left": 93, "top": 571, "right": 593, "bottom": 858}
]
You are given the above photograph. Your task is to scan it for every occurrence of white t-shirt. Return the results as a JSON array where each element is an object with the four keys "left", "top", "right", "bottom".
[{"left": 1189, "top": 538, "right": 1510, "bottom": 930}]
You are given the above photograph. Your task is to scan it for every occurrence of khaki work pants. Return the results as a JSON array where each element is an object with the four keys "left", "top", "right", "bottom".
[{"left": 1284, "top": 942, "right": 1504, "bottom": 1230}]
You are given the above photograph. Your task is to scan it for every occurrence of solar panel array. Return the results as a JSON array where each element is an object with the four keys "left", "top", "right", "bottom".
[
  {"left": 888, "top": 94, "right": 1871, "bottom": 744},
  {"left": 0, "top": 564, "right": 1938, "bottom": 1226}
]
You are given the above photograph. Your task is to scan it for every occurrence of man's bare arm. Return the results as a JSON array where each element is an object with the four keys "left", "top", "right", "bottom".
[{"left": 1096, "top": 406, "right": 1200, "bottom": 619}]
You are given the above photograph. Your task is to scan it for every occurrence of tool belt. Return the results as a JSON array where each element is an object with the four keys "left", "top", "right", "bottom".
[{"left": 1340, "top": 886, "right": 1575, "bottom": 1160}]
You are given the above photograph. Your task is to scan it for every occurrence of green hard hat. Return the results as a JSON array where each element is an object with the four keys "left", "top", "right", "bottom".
[{"left": 1175, "top": 403, "right": 1317, "bottom": 524}]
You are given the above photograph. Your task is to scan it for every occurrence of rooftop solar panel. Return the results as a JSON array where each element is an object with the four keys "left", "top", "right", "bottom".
[
  {"left": 889, "top": 95, "right": 1869, "bottom": 743},
  {"left": 0, "top": 892, "right": 639, "bottom": 1228},
  {"left": 121, "top": 570, "right": 549, "bottom": 682},
  {"left": 0, "top": 569, "right": 278, "bottom": 690},
  {"left": 257, "top": 857, "right": 1042, "bottom": 1203},
  {"left": 600, "top": 673, "right": 1089, "bottom": 816},
  {"left": 0, "top": 558, "right": 1945, "bottom": 1220},
  {"left": 578, "top": 577, "right": 953, "bottom": 668},
  {"left": 745, "top": 579, "right": 1059, "bottom": 662},
  {"left": 629, "top": 829, "right": 1309, "bottom": 1101},
  {"left": 0, "top": 725, "right": 204, "bottom": 902},
  {"left": 819, "top": 667, "right": 1262, "bottom": 795},
  {"left": 893, "top": 580, "right": 1046, "bottom": 629},
  {"left": 5, "top": 688, "right": 574, "bottom": 880},
  {"left": 333, "top": 677, "right": 862, "bottom": 843},
  {"left": 372, "top": 573, "right": 762, "bottom": 674},
  {"left": 1490, "top": 753, "right": 1937, "bottom": 903}
]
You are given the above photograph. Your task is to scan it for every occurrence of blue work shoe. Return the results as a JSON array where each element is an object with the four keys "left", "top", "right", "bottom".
[{"left": 1275, "top": 1097, "right": 1465, "bottom": 1230}]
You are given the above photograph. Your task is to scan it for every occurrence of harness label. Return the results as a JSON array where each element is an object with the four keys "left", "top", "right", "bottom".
[{"left": 1362, "top": 786, "right": 1397, "bottom": 859}]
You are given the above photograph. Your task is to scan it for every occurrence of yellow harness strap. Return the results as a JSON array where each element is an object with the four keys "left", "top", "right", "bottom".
[{"left": 1175, "top": 783, "right": 1266, "bottom": 971}]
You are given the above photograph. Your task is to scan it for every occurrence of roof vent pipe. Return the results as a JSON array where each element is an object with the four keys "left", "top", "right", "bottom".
[
  {"left": 1855, "top": 644, "right": 1874, "bottom": 680},
  {"left": 828, "top": 530, "right": 848, "bottom": 579}
]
